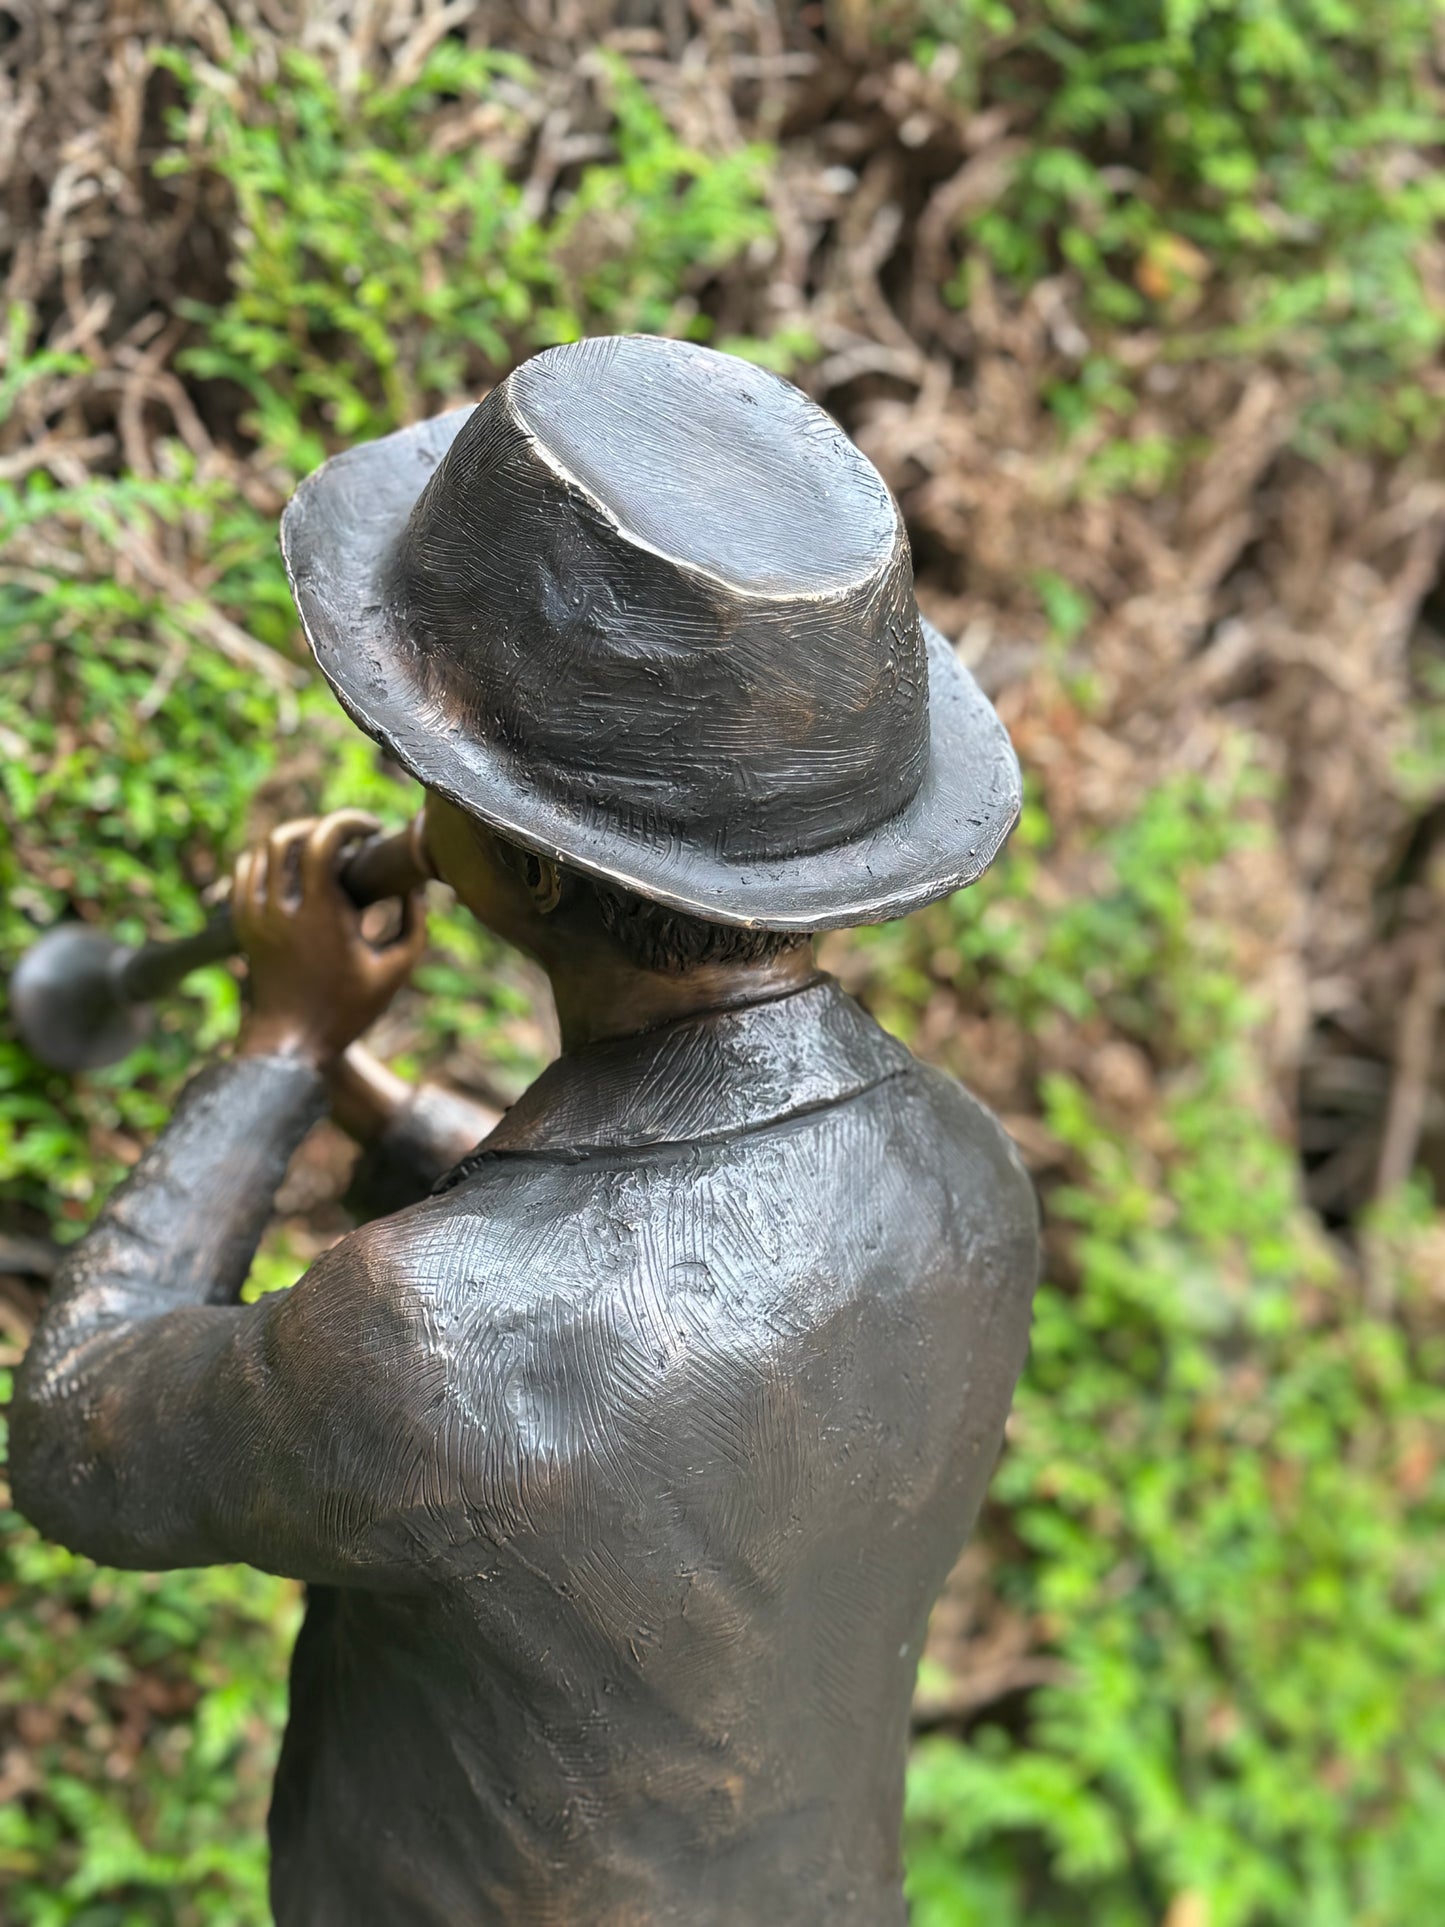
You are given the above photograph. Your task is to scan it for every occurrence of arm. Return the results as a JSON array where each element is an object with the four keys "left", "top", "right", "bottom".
[
  {"left": 11, "top": 1208, "right": 435, "bottom": 1584},
  {"left": 329, "top": 1044, "right": 500, "bottom": 1221},
  {"left": 9, "top": 812, "right": 428, "bottom": 1581}
]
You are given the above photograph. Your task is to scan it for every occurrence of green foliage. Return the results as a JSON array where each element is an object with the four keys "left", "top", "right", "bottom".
[
  {"left": 0, "top": 1375, "right": 299, "bottom": 1924},
  {"left": 885, "top": 0, "right": 1445, "bottom": 451},
  {"left": 4, "top": 18, "right": 1442, "bottom": 1927},
  {"left": 0, "top": 440, "right": 282, "bottom": 1224},
  {"left": 2, "top": 45, "right": 781, "bottom": 1912},
  {"left": 156, "top": 39, "right": 777, "bottom": 470},
  {"left": 1394, "top": 650, "right": 1445, "bottom": 804},
  {"left": 868, "top": 752, "right": 1445, "bottom": 1926},
  {"left": 2, "top": 25, "right": 782, "bottom": 1231}
]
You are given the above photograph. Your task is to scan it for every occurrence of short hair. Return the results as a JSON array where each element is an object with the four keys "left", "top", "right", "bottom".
[
  {"left": 498, "top": 829, "right": 811, "bottom": 973},
  {"left": 586, "top": 877, "right": 811, "bottom": 974}
]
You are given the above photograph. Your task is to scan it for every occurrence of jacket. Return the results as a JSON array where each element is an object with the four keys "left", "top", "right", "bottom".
[{"left": 11, "top": 975, "right": 1038, "bottom": 1926}]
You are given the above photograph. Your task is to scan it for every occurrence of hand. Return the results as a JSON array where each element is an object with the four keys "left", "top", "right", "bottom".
[{"left": 232, "top": 811, "right": 427, "bottom": 1069}]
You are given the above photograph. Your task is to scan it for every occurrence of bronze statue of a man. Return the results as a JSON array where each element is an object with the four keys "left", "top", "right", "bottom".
[{"left": 12, "top": 336, "right": 1038, "bottom": 1925}]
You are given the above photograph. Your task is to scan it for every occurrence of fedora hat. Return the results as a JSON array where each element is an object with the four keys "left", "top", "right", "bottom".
[{"left": 281, "top": 335, "right": 1020, "bottom": 931}]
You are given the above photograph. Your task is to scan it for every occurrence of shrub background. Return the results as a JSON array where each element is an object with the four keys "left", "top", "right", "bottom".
[{"left": 2, "top": 3, "right": 1443, "bottom": 1924}]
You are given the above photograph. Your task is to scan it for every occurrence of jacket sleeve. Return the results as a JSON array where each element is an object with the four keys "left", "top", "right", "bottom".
[
  {"left": 8, "top": 1054, "right": 437, "bottom": 1587},
  {"left": 344, "top": 1082, "right": 499, "bottom": 1222}
]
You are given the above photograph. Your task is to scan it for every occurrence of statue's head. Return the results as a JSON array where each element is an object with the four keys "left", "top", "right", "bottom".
[
  {"left": 282, "top": 334, "right": 1021, "bottom": 953},
  {"left": 421, "top": 793, "right": 808, "bottom": 977}
]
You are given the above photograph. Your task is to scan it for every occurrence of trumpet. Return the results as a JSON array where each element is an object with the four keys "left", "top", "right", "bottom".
[{"left": 11, "top": 819, "right": 431, "bottom": 1074}]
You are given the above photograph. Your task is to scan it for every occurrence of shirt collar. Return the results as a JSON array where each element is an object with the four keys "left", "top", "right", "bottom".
[{"left": 451, "top": 975, "right": 910, "bottom": 1168}]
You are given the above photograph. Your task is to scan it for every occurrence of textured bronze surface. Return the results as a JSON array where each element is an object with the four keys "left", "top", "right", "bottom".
[
  {"left": 12, "top": 336, "right": 1039, "bottom": 1926},
  {"left": 282, "top": 336, "right": 1022, "bottom": 930},
  {"left": 12, "top": 981, "right": 1037, "bottom": 1925},
  {"left": 11, "top": 819, "right": 431, "bottom": 1073}
]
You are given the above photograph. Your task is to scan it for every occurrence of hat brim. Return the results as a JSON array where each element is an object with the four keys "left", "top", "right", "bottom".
[{"left": 281, "top": 407, "right": 1022, "bottom": 932}]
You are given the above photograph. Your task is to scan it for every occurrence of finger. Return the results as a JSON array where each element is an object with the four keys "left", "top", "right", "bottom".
[
  {"left": 232, "top": 851, "right": 254, "bottom": 934},
  {"left": 233, "top": 847, "right": 268, "bottom": 943},
  {"left": 242, "top": 847, "right": 267, "bottom": 917},
  {"left": 388, "top": 889, "right": 429, "bottom": 965},
  {"left": 302, "top": 809, "right": 381, "bottom": 897},
  {"left": 355, "top": 891, "right": 415, "bottom": 961},
  {"left": 355, "top": 893, "right": 427, "bottom": 997},
  {"left": 266, "top": 819, "right": 315, "bottom": 913}
]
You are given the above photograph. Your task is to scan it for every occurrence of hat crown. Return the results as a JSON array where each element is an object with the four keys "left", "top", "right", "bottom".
[
  {"left": 513, "top": 337, "right": 895, "bottom": 592},
  {"left": 392, "top": 336, "right": 929, "bottom": 865}
]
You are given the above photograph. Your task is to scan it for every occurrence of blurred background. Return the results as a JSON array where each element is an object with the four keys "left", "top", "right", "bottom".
[{"left": 1, "top": 3, "right": 1443, "bottom": 1923}]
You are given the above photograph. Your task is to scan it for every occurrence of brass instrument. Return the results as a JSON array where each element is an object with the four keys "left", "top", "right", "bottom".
[{"left": 11, "top": 820, "right": 429, "bottom": 1073}]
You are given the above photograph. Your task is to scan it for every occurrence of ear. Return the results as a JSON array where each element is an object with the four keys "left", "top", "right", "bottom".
[{"left": 517, "top": 847, "right": 563, "bottom": 916}]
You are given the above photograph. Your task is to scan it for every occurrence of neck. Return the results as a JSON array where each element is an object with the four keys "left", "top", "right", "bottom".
[{"left": 544, "top": 945, "right": 818, "bottom": 1054}]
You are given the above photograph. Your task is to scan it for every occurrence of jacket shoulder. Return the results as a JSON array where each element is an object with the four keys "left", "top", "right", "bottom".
[{"left": 900, "top": 1061, "right": 1040, "bottom": 1274}]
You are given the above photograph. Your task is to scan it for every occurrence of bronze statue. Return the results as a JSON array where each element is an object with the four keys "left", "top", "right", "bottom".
[{"left": 12, "top": 336, "right": 1038, "bottom": 1926}]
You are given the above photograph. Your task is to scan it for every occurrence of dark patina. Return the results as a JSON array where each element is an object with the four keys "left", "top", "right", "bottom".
[{"left": 12, "top": 336, "right": 1038, "bottom": 1926}]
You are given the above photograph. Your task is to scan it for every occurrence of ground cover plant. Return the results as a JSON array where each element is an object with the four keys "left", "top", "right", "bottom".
[{"left": 2, "top": 3, "right": 1443, "bottom": 1923}]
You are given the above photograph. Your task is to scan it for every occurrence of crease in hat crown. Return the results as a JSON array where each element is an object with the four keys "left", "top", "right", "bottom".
[
  {"left": 497, "top": 338, "right": 900, "bottom": 603},
  {"left": 281, "top": 333, "right": 1023, "bottom": 931}
]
